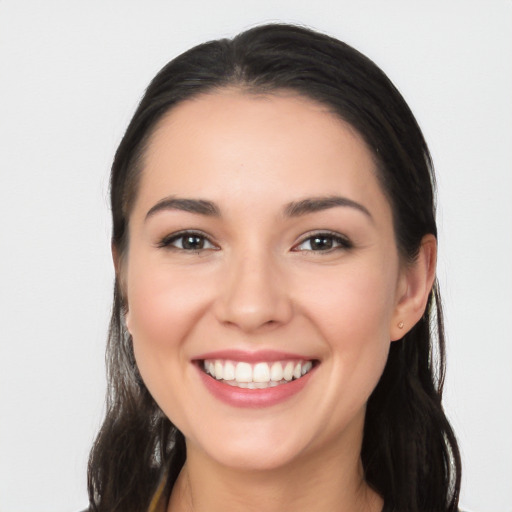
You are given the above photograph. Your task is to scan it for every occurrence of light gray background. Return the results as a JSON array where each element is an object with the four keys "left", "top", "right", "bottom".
[{"left": 0, "top": 2, "right": 511, "bottom": 511}]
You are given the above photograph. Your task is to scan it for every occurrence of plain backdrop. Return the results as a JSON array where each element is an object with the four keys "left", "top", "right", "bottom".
[{"left": 0, "top": 2, "right": 511, "bottom": 511}]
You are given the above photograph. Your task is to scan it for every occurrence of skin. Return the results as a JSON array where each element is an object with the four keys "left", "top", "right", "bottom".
[{"left": 120, "top": 90, "right": 436, "bottom": 512}]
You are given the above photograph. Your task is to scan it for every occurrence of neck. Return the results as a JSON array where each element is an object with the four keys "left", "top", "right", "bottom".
[{"left": 167, "top": 418, "right": 382, "bottom": 512}]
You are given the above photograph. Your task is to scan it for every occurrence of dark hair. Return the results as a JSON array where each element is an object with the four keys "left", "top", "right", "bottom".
[{"left": 88, "top": 23, "right": 461, "bottom": 512}]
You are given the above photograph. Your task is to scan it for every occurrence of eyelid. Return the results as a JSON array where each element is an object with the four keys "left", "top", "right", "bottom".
[
  {"left": 156, "top": 230, "right": 218, "bottom": 250},
  {"left": 292, "top": 230, "right": 353, "bottom": 252}
]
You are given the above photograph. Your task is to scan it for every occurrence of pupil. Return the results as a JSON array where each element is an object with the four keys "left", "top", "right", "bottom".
[
  {"left": 312, "top": 236, "right": 332, "bottom": 250},
  {"left": 183, "top": 235, "right": 203, "bottom": 250}
]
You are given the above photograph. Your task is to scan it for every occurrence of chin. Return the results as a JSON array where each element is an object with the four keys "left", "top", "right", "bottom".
[
  {"left": 181, "top": 418, "right": 313, "bottom": 472},
  {"left": 205, "top": 442, "right": 305, "bottom": 472}
]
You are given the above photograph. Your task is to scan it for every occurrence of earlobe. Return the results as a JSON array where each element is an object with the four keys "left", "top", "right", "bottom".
[
  {"left": 121, "top": 294, "right": 132, "bottom": 335},
  {"left": 124, "top": 310, "right": 132, "bottom": 334},
  {"left": 390, "top": 234, "right": 437, "bottom": 341},
  {"left": 112, "top": 242, "right": 121, "bottom": 276}
]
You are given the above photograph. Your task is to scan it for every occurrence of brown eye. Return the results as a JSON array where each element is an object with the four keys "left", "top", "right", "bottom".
[
  {"left": 182, "top": 234, "right": 206, "bottom": 250},
  {"left": 309, "top": 236, "right": 334, "bottom": 250},
  {"left": 294, "top": 233, "right": 352, "bottom": 252},
  {"left": 158, "top": 231, "right": 216, "bottom": 251}
]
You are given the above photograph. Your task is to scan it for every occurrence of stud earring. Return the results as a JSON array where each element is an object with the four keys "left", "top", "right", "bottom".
[{"left": 398, "top": 321, "right": 404, "bottom": 329}]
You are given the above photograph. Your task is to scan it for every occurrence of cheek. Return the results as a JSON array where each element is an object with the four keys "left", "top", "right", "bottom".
[
  {"left": 124, "top": 259, "right": 210, "bottom": 400},
  {"left": 303, "top": 262, "right": 398, "bottom": 341},
  {"left": 124, "top": 266, "right": 212, "bottom": 433},
  {"left": 126, "top": 258, "right": 209, "bottom": 342},
  {"left": 301, "top": 262, "right": 397, "bottom": 389}
]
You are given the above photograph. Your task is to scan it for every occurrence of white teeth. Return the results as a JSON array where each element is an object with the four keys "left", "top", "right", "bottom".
[
  {"left": 203, "top": 358, "right": 315, "bottom": 387},
  {"left": 302, "top": 361, "right": 313, "bottom": 375},
  {"left": 253, "top": 362, "right": 270, "bottom": 383},
  {"left": 283, "top": 362, "right": 294, "bottom": 381},
  {"left": 223, "top": 360, "right": 235, "bottom": 381},
  {"left": 235, "top": 362, "right": 252, "bottom": 383},
  {"left": 214, "top": 360, "right": 223, "bottom": 380},
  {"left": 270, "top": 362, "right": 283, "bottom": 381}
]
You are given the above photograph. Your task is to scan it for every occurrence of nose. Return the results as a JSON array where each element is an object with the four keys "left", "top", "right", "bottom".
[{"left": 214, "top": 248, "right": 293, "bottom": 333}]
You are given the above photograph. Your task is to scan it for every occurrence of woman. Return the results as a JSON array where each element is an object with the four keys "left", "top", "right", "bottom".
[{"left": 87, "top": 23, "right": 461, "bottom": 512}]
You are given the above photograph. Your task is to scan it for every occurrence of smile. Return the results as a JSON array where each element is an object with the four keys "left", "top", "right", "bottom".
[{"left": 202, "top": 359, "right": 315, "bottom": 389}]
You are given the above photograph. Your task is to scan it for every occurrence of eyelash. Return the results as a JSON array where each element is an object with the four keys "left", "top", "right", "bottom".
[
  {"left": 157, "top": 231, "right": 217, "bottom": 251},
  {"left": 292, "top": 231, "right": 353, "bottom": 253},
  {"left": 157, "top": 230, "right": 353, "bottom": 253}
]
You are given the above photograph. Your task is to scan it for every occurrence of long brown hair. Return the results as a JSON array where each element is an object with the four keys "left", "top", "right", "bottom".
[{"left": 88, "top": 23, "right": 461, "bottom": 512}]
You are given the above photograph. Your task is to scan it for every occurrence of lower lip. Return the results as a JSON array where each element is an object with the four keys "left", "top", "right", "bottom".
[{"left": 196, "top": 365, "right": 316, "bottom": 408}]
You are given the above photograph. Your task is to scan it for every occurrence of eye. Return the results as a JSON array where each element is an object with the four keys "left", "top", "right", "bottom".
[
  {"left": 157, "top": 231, "right": 217, "bottom": 251},
  {"left": 293, "top": 232, "right": 352, "bottom": 252}
]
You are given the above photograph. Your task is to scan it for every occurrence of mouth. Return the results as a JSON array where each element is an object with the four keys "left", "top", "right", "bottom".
[{"left": 200, "top": 359, "right": 317, "bottom": 389}]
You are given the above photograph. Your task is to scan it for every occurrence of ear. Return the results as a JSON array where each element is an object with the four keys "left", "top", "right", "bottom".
[
  {"left": 390, "top": 234, "right": 437, "bottom": 341},
  {"left": 112, "top": 242, "right": 132, "bottom": 333},
  {"left": 112, "top": 242, "right": 121, "bottom": 276}
]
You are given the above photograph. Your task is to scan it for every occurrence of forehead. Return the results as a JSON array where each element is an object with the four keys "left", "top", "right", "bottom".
[{"left": 134, "top": 90, "right": 389, "bottom": 219}]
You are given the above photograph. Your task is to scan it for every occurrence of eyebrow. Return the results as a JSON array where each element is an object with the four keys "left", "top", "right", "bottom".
[
  {"left": 145, "top": 197, "right": 221, "bottom": 220},
  {"left": 145, "top": 194, "right": 372, "bottom": 222},
  {"left": 284, "top": 196, "right": 373, "bottom": 220}
]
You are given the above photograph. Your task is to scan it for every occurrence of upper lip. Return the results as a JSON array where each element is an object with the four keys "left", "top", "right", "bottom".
[{"left": 193, "top": 349, "right": 317, "bottom": 363}]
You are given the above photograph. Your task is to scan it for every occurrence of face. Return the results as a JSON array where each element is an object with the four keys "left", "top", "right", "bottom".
[{"left": 123, "top": 91, "right": 409, "bottom": 471}]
